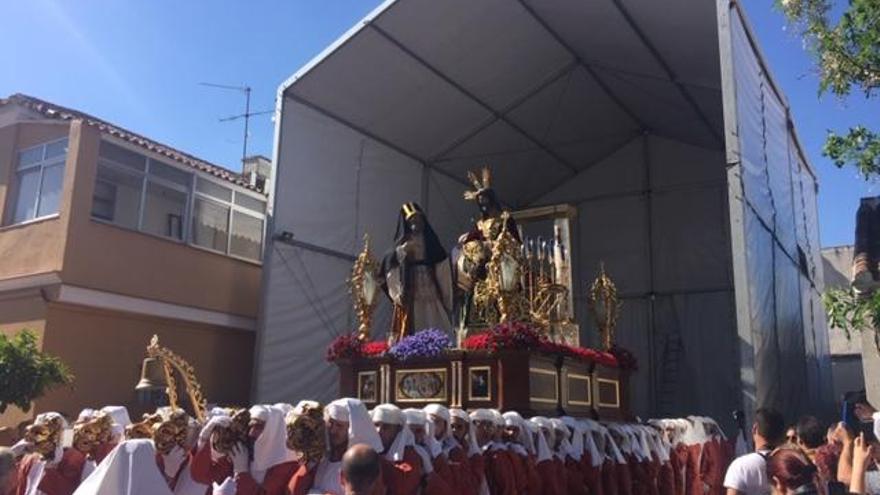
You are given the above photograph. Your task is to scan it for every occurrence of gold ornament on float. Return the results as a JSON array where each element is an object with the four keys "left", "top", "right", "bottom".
[
  {"left": 285, "top": 401, "right": 326, "bottom": 465},
  {"left": 350, "top": 234, "right": 380, "bottom": 341},
  {"left": 134, "top": 335, "right": 207, "bottom": 422},
  {"left": 481, "top": 212, "right": 527, "bottom": 324},
  {"left": 587, "top": 263, "right": 621, "bottom": 350}
]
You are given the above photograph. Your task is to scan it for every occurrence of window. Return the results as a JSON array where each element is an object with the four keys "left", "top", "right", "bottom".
[
  {"left": 192, "top": 197, "right": 230, "bottom": 252},
  {"left": 91, "top": 164, "right": 141, "bottom": 228},
  {"left": 230, "top": 210, "right": 264, "bottom": 261},
  {"left": 90, "top": 139, "right": 266, "bottom": 262},
  {"left": 142, "top": 181, "right": 187, "bottom": 240},
  {"left": 9, "top": 138, "right": 68, "bottom": 224}
]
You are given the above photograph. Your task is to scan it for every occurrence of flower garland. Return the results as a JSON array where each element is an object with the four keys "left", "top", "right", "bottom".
[
  {"left": 388, "top": 328, "right": 451, "bottom": 361},
  {"left": 325, "top": 323, "right": 637, "bottom": 370}
]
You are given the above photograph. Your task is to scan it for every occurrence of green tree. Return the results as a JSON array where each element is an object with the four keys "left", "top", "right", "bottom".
[
  {"left": 777, "top": 0, "right": 880, "bottom": 178},
  {"left": 0, "top": 329, "right": 73, "bottom": 413}
]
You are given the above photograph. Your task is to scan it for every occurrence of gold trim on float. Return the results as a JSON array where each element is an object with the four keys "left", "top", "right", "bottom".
[
  {"left": 394, "top": 368, "right": 448, "bottom": 403},
  {"left": 467, "top": 366, "right": 492, "bottom": 402},
  {"left": 357, "top": 371, "right": 378, "bottom": 403},
  {"left": 567, "top": 373, "right": 592, "bottom": 406},
  {"left": 529, "top": 367, "right": 558, "bottom": 404},
  {"left": 596, "top": 378, "right": 621, "bottom": 408}
]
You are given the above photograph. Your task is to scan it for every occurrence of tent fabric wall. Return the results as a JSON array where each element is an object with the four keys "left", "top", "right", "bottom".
[
  {"left": 256, "top": 0, "right": 832, "bottom": 424},
  {"left": 722, "top": 3, "right": 832, "bottom": 419}
]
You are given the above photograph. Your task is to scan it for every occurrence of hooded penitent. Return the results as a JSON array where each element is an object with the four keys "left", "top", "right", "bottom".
[{"left": 73, "top": 440, "right": 173, "bottom": 495}]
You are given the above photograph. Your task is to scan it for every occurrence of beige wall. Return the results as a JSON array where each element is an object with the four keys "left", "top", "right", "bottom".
[
  {"left": 60, "top": 125, "right": 262, "bottom": 318},
  {"left": 0, "top": 122, "right": 71, "bottom": 280},
  {"left": 0, "top": 291, "right": 49, "bottom": 428},
  {"left": 37, "top": 303, "right": 254, "bottom": 421}
]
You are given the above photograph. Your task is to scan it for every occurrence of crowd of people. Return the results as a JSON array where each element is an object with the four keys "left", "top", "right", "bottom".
[{"left": 0, "top": 398, "right": 877, "bottom": 495}]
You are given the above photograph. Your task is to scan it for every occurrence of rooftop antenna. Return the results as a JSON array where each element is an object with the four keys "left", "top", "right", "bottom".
[{"left": 199, "top": 82, "right": 273, "bottom": 165}]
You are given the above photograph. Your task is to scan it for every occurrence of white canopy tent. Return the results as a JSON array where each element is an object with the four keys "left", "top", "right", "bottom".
[{"left": 255, "top": 0, "right": 833, "bottom": 426}]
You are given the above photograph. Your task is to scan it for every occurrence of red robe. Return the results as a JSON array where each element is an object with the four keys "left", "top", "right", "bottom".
[
  {"left": 90, "top": 442, "right": 117, "bottom": 465},
  {"left": 672, "top": 443, "right": 689, "bottom": 495},
  {"left": 565, "top": 456, "right": 588, "bottom": 495},
  {"left": 602, "top": 460, "right": 620, "bottom": 495},
  {"left": 467, "top": 451, "right": 486, "bottom": 495},
  {"left": 237, "top": 462, "right": 299, "bottom": 495},
  {"left": 14, "top": 449, "right": 86, "bottom": 495},
  {"left": 646, "top": 453, "right": 662, "bottom": 495},
  {"left": 685, "top": 444, "right": 702, "bottom": 495},
  {"left": 287, "top": 461, "right": 385, "bottom": 495},
  {"left": 625, "top": 453, "right": 648, "bottom": 495},
  {"left": 701, "top": 439, "right": 724, "bottom": 495},
  {"left": 190, "top": 444, "right": 298, "bottom": 495},
  {"left": 447, "top": 446, "right": 479, "bottom": 495},
  {"left": 484, "top": 448, "right": 518, "bottom": 495},
  {"left": 536, "top": 458, "right": 566, "bottom": 495},
  {"left": 381, "top": 447, "right": 423, "bottom": 495},
  {"left": 190, "top": 444, "right": 233, "bottom": 493},
  {"left": 505, "top": 450, "right": 529, "bottom": 494},
  {"left": 580, "top": 453, "right": 604, "bottom": 495},
  {"left": 617, "top": 460, "right": 634, "bottom": 495}
]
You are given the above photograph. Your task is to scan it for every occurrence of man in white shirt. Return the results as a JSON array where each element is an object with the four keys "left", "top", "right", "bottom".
[{"left": 724, "top": 408, "right": 786, "bottom": 495}]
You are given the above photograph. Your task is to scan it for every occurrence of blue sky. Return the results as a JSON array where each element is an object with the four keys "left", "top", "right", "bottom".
[{"left": 1, "top": 0, "right": 877, "bottom": 247}]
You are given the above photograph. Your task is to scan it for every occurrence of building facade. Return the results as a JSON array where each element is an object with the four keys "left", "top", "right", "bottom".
[
  {"left": 0, "top": 94, "right": 267, "bottom": 427},
  {"left": 821, "top": 245, "right": 866, "bottom": 401}
]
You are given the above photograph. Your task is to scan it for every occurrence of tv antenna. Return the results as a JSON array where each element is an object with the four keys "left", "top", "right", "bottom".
[{"left": 199, "top": 82, "right": 273, "bottom": 164}]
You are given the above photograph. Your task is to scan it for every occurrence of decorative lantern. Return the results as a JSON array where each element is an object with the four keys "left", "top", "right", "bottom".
[{"left": 350, "top": 234, "right": 380, "bottom": 340}]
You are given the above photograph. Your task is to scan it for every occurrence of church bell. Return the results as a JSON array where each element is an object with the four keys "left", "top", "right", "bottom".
[{"left": 135, "top": 356, "right": 167, "bottom": 393}]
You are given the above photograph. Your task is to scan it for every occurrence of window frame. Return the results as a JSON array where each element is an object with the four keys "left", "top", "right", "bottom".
[
  {"left": 9, "top": 138, "right": 69, "bottom": 225},
  {"left": 91, "top": 138, "right": 266, "bottom": 263}
]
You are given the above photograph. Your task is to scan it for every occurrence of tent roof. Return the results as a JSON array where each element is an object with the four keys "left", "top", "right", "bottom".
[{"left": 278, "top": 0, "right": 802, "bottom": 205}]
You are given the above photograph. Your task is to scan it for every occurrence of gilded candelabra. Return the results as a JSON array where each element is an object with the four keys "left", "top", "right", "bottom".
[{"left": 587, "top": 263, "right": 621, "bottom": 350}]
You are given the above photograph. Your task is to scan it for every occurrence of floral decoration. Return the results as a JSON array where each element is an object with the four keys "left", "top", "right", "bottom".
[
  {"left": 388, "top": 328, "right": 451, "bottom": 361},
  {"left": 462, "top": 321, "right": 632, "bottom": 369},
  {"left": 325, "top": 333, "right": 388, "bottom": 362}
]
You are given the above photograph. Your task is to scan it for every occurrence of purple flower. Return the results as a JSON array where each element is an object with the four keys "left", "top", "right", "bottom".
[{"left": 388, "top": 328, "right": 452, "bottom": 361}]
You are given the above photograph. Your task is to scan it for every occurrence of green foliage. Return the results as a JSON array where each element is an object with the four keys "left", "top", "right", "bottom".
[
  {"left": 778, "top": 0, "right": 880, "bottom": 178},
  {"left": 823, "top": 287, "right": 880, "bottom": 345},
  {"left": 0, "top": 330, "right": 73, "bottom": 413},
  {"left": 824, "top": 126, "right": 880, "bottom": 179}
]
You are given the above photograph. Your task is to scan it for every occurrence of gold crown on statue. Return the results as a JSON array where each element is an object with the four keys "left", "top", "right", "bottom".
[
  {"left": 463, "top": 166, "right": 492, "bottom": 201},
  {"left": 402, "top": 202, "right": 419, "bottom": 220}
]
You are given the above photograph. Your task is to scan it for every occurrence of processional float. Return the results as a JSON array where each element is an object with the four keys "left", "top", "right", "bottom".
[{"left": 335, "top": 167, "right": 632, "bottom": 419}]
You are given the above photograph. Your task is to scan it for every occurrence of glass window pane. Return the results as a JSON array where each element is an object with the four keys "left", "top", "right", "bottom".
[
  {"left": 230, "top": 211, "right": 263, "bottom": 261},
  {"left": 196, "top": 178, "right": 232, "bottom": 202},
  {"left": 18, "top": 147, "right": 43, "bottom": 169},
  {"left": 142, "top": 180, "right": 187, "bottom": 240},
  {"left": 233, "top": 192, "right": 266, "bottom": 214},
  {"left": 11, "top": 169, "right": 41, "bottom": 223},
  {"left": 149, "top": 160, "right": 191, "bottom": 187},
  {"left": 36, "top": 164, "right": 64, "bottom": 217},
  {"left": 44, "top": 139, "right": 68, "bottom": 159},
  {"left": 192, "top": 197, "right": 230, "bottom": 252},
  {"left": 98, "top": 141, "right": 146, "bottom": 171},
  {"left": 92, "top": 164, "right": 142, "bottom": 228}
]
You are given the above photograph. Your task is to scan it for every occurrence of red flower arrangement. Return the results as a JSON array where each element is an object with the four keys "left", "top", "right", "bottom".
[
  {"left": 461, "top": 321, "right": 634, "bottom": 369},
  {"left": 608, "top": 345, "right": 638, "bottom": 370},
  {"left": 362, "top": 340, "right": 389, "bottom": 357},
  {"left": 325, "top": 333, "right": 389, "bottom": 362}
]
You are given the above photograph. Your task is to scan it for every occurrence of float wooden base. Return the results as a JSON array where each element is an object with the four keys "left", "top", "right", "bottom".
[{"left": 336, "top": 349, "right": 630, "bottom": 420}]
